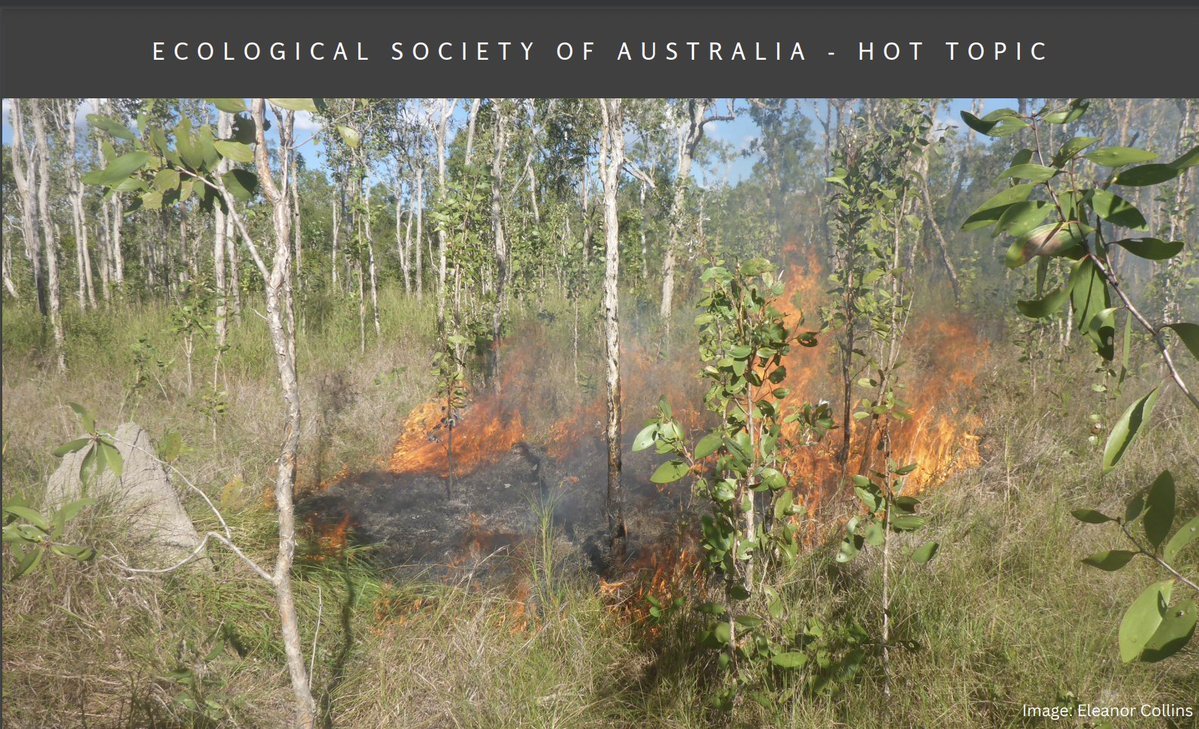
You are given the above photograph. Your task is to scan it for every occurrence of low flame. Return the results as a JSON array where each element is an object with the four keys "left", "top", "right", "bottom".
[{"left": 388, "top": 399, "right": 526, "bottom": 478}]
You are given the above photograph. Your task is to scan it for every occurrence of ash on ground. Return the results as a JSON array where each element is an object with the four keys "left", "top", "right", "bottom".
[{"left": 298, "top": 438, "right": 693, "bottom": 582}]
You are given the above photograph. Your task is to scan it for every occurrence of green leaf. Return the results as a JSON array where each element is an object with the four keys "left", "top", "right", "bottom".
[
  {"left": 1166, "top": 144, "right": 1199, "bottom": 170},
  {"left": 52, "top": 438, "right": 91, "bottom": 457},
  {"left": 854, "top": 486, "right": 879, "bottom": 512},
  {"left": 4, "top": 506, "right": 49, "bottom": 532},
  {"left": 54, "top": 498, "right": 97, "bottom": 526},
  {"left": 1083, "top": 147, "right": 1158, "bottom": 167},
  {"left": 86, "top": 114, "right": 136, "bottom": 141},
  {"left": 1114, "top": 164, "right": 1181, "bottom": 187},
  {"left": 960, "top": 110, "right": 1027, "bottom": 138},
  {"left": 631, "top": 424, "right": 659, "bottom": 452},
  {"left": 771, "top": 652, "right": 809, "bottom": 669},
  {"left": 1081, "top": 550, "right": 1136, "bottom": 571},
  {"left": 1164, "top": 323, "right": 1199, "bottom": 362},
  {"left": 758, "top": 467, "right": 786, "bottom": 491},
  {"left": 158, "top": 431, "right": 184, "bottom": 463},
  {"left": 1165, "top": 516, "right": 1199, "bottom": 563},
  {"left": 1070, "top": 258, "right": 1110, "bottom": 338},
  {"left": 713, "top": 621, "right": 733, "bottom": 645},
  {"left": 152, "top": 168, "right": 180, "bottom": 193},
  {"left": 774, "top": 491, "right": 795, "bottom": 521},
  {"left": 1119, "top": 580, "right": 1172, "bottom": 662},
  {"left": 1110, "top": 238, "right": 1183, "bottom": 260},
  {"left": 912, "top": 541, "right": 939, "bottom": 564},
  {"left": 68, "top": 403, "right": 95, "bottom": 432},
  {"left": 1143, "top": 471, "right": 1175, "bottom": 550},
  {"left": 100, "top": 441, "right": 124, "bottom": 479},
  {"left": 1140, "top": 599, "right": 1197, "bottom": 663},
  {"left": 1091, "top": 190, "right": 1147, "bottom": 230},
  {"left": 268, "top": 98, "right": 318, "bottom": 113},
  {"left": 213, "top": 140, "right": 254, "bottom": 164},
  {"left": 222, "top": 169, "right": 258, "bottom": 202},
  {"left": 650, "top": 460, "right": 690, "bottom": 484},
  {"left": 1053, "top": 136, "right": 1099, "bottom": 165},
  {"left": 1008, "top": 222, "right": 1091, "bottom": 267},
  {"left": 11, "top": 546, "right": 45, "bottom": 579},
  {"left": 890, "top": 515, "right": 925, "bottom": 532},
  {"left": 337, "top": 125, "right": 362, "bottom": 149},
  {"left": 1103, "top": 387, "right": 1160, "bottom": 474},
  {"left": 694, "top": 432, "right": 722, "bottom": 460},
  {"left": 995, "top": 201, "right": 1053, "bottom": 239},
  {"left": 207, "top": 98, "right": 247, "bottom": 113},
  {"left": 82, "top": 150, "right": 152, "bottom": 188},
  {"left": 962, "top": 184, "right": 1035, "bottom": 231},
  {"left": 864, "top": 522, "right": 885, "bottom": 546},
  {"left": 999, "top": 164, "right": 1058, "bottom": 183},
  {"left": 1017, "top": 287, "right": 1069, "bottom": 319},
  {"left": 1071, "top": 509, "right": 1114, "bottom": 524}
]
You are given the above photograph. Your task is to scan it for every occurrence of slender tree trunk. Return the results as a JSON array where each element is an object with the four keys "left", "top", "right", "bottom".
[
  {"left": 110, "top": 197, "right": 125, "bottom": 292},
  {"left": 598, "top": 98, "right": 627, "bottom": 566},
  {"left": 246, "top": 99, "right": 316, "bottom": 729},
  {"left": 365, "top": 186, "right": 381, "bottom": 339},
  {"left": 10, "top": 101, "right": 46, "bottom": 316},
  {"left": 31, "top": 100, "right": 67, "bottom": 373},
  {"left": 415, "top": 165, "right": 425, "bottom": 300},
  {"left": 331, "top": 187, "right": 341, "bottom": 291},
  {"left": 397, "top": 181, "right": 411, "bottom": 295},
  {"left": 660, "top": 99, "right": 712, "bottom": 337},
  {"left": 434, "top": 99, "right": 456, "bottom": 332},
  {"left": 490, "top": 102, "right": 510, "bottom": 387},
  {"left": 214, "top": 111, "right": 232, "bottom": 353}
]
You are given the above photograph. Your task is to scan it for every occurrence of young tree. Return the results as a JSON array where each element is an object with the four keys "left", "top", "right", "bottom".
[
  {"left": 84, "top": 98, "right": 322, "bottom": 727},
  {"left": 598, "top": 98, "right": 627, "bottom": 563}
]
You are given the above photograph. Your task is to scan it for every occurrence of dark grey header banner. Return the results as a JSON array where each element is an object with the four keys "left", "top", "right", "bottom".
[{"left": 2, "top": 7, "right": 1196, "bottom": 97}]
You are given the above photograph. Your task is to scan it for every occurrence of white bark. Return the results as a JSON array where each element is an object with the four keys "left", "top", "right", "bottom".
[
  {"left": 598, "top": 99, "right": 627, "bottom": 563},
  {"left": 30, "top": 99, "right": 67, "bottom": 372}
]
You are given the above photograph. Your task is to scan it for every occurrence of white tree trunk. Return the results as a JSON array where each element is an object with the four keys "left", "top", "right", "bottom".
[
  {"left": 598, "top": 98, "right": 627, "bottom": 564},
  {"left": 30, "top": 99, "right": 67, "bottom": 372}
]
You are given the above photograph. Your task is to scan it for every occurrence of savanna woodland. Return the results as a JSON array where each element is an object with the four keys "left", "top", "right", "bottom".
[{"left": 2, "top": 98, "right": 1198, "bottom": 728}]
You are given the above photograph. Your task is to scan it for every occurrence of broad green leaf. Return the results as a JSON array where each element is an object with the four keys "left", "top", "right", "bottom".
[
  {"left": 1007, "top": 222, "right": 1091, "bottom": 267},
  {"left": 890, "top": 515, "right": 925, "bottom": 531},
  {"left": 962, "top": 184, "right": 1035, "bottom": 231},
  {"left": 152, "top": 168, "right": 180, "bottom": 193},
  {"left": 1070, "top": 259, "right": 1110, "bottom": 337},
  {"left": 854, "top": 486, "right": 879, "bottom": 512},
  {"left": 222, "top": 169, "right": 258, "bottom": 202},
  {"left": 51, "top": 544, "right": 95, "bottom": 560},
  {"left": 1114, "top": 164, "right": 1181, "bottom": 187},
  {"left": 54, "top": 498, "right": 97, "bottom": 526},
  {"left": 1166, "top": 144, "right": 1199, "bottom": 170},
  {"left": 631, "top": 424, "right": 658, "bottom": 452},
  {"left": 694, "top": 432, "right": 722, "bottom": 459},
  {"left": 1091, "top": 190, "right": 1148, "bottom": 230},
  {"left": 100, "top": 441, "right": 124, "bottom": 479},
  {"left": 758, "top": 467, "right": 786, "bottom": 491},
  {"left": 995, "top": 201, "right": 1053, "bottom": 239},
  {"left": 213, "top": 140, "right": 254, "bottom": 164},
  {"left": 1119, "top": 580, "right": 1172, "bottom": 662},
  {"left": 1140, "top": 599, "right": 1197, "bottom": 662},
  {"left": 1081, "top": 550, "right": 1136, "bottom": 571},
  {"left": 1164, "top": 516, "right": 1199, "bottom": 563},
  {"left": 52, "top": 438, "right": 91, "bottom": 457},
  {"left": 650, "top": 460, "right": 690, "bottom": 484},
  {"left": 4, "top": 506, "right": 49, "bottom": 531},
  {"left": 268, "top": 98, "right": 318, "bottom": 113},
  {"left": 1164, "top": 323, "right": 1199, "bottom": 362},
  {"left": 1103, "top": 387, "right": 1160, "bottom": 473},
  {"left": 774, "top": 491, "right": 795, "bottom": 520},
  {"left": 771, "top": 652, "right": 808, "bottom": 669},
  {"left": 86, "top": 114, "right": 136, "bottom": 141},
  {"left": 912, "top": 541, "right": 939, "bottom": 564},
  {"left": 207, "top": 98, "right": 247, "bottom": 113},
  {"left": 999, "top": 164, "right": 1058, "bottom": 183},
  {"left": 960, "top": 110, "right": 1027, "bottom": 138},
  {"left": 1071, "top": 509, "right": 1114, "bottom": 524},
  {"left": 68, "top": 402, "right": 95, "bottom": 432},
  {"left": 12, "top": 546, "right": 45, "bottom": 579},
  {"left": 1053, "top": 136, "right": 1099, "bottom": 165},
  {"left": 1043, "top": 99, "right": 1089, "bottom": 124},
  {"left": 1085, "top": 307, "right": 1118, "bottom": 362},
  {"left": 337, "top": 125, "right": 361, "bottom": 149},
  {"left": 1083, "top": 147, "right": 1158, "bottom": 167},
  {"left": 81, "top": 151, "right": 152, "bottom": 188},
  {"left": 714, "top": 621, "right": 733, "bottom": 645},
  {"left": 864, "top": 522, "right": 885, "bottom": 546},
  {"left": 1017, "top": 287, "right": 1069, "bottom": 319},
  {"left": 1111, "top": 238, "right": 1183, "bottom": 260},
  {"left": 1143, "top": 471, "right": 1175, "bottom": 550}
]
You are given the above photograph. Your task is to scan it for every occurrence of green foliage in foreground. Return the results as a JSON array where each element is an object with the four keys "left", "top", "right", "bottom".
[{"left": 964, "top": 97, "right": 1199, "bottom": 664}]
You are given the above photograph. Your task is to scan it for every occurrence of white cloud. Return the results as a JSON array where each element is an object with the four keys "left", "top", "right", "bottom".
[{"left": 293, "top": 110, "right": 321, "bottom": 133}]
